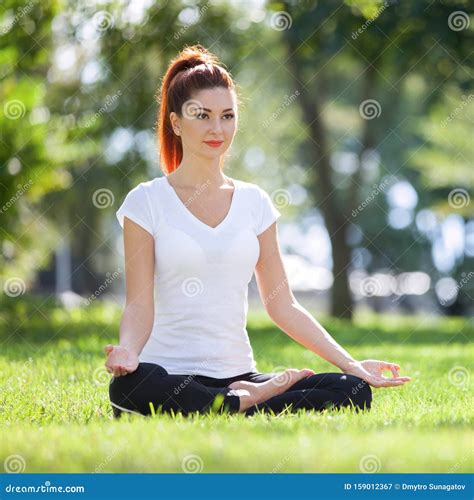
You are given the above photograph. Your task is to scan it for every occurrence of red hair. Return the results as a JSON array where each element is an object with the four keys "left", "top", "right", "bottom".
[{"left": 156, "top": 44, "right": 237, "bottom": 175}]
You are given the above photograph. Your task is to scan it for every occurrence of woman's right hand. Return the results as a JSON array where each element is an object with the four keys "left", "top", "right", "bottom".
[{"left": 104, "top": 344, "right": 139, "bottom": 377}]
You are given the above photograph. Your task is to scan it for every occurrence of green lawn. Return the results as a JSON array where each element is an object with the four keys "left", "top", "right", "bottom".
[{"left": 0, "top": 297, "right": 472, "bottom": 473}]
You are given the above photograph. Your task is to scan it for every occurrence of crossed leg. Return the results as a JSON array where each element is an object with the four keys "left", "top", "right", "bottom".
[
  {"left": 241, "top": 372, "right": 372, "bottom": 416},
  {"left": 109, "top": 363, "right": 372, "bottom": 418},
  {"left": 109, "top": 363, "right": 242, "bottom": 417}
]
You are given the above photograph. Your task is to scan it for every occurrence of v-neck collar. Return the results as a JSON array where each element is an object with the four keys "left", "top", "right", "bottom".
[{"left": 162, "top": 176, "right": 239, "bottom": 233}]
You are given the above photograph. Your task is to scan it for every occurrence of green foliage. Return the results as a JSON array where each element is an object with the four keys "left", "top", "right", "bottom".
[
  {"left": 0, "top": 0, "right": 472, "bottom": 303},
  {"left": 410, "top": 87, "right": 474, "bottom": 216},
  {"left": 0, "top": 1, "right": 64, "bottom": 282}
]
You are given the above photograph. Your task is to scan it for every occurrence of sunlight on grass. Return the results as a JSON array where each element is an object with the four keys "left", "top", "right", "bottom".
[{"left": 0, "top": 299, "right": 472, "bottom": 472}]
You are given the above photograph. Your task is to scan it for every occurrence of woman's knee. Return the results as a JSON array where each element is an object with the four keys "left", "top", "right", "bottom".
[
  {"left": 338, "top": 374, "right": 372, "bottom": 410},
  {"left": 109, "top": 362, "right": 168, "bottom": 415}
]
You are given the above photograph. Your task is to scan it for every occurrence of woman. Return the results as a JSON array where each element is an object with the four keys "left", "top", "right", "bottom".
[{"left": 105, "top": 44, "right": 411, "bottom": 418}]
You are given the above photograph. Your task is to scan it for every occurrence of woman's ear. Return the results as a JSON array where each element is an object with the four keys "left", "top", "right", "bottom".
[{"left": 169, "top": 112, "right": 181, "bottom": 136}]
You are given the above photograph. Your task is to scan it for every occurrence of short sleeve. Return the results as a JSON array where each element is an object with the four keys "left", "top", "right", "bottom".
[
  {"left": 116, "top": 183, "right": 155, "bottom": 236},
  {"left": 256, "top": 187, "right": 282, "bottom": 235}
]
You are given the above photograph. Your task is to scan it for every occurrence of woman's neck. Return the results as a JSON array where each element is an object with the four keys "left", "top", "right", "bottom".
[{"left": 169, "top": 157, "right": 230, "bottom": 189}]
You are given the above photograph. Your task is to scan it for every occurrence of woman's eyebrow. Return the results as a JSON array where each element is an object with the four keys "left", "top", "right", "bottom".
[{"left": 198, "top": 107, "right": 235, "bottom": 113}]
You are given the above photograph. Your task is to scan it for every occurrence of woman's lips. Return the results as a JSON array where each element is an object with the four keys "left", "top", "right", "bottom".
[{"left": 204, "top": 141, "right": 223, "bottom": 148}]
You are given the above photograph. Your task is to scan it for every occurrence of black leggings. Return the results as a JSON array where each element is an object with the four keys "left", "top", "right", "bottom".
[{"left": 109, "top": 363, "right": 372, "bottom": 418}]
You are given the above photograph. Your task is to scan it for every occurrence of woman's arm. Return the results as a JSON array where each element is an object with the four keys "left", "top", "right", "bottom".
[
  {"left": 118, "top": 302, "right": 154, "bottom": 356},
  {"left": 105, "top": 216, "right": 155, "bottom": 376},
  {"left": 120, "top": 216, "right": 155, "bottom": 354},
  {"left": 266, "top": 300, "right": 358, "bottom": 372},
  {"left": 255, "top": 223, "right": 411, "bottom": 388},
  {"left": 255, "top": 232, "right": 357, "bottom": 371}
]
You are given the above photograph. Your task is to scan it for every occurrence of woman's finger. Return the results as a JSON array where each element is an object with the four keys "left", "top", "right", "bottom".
[
  {"left": 104, "top": 344, "right": 114, "bottom": 355},
  {"left": 371, "top": 376, "right": 405, "bottom": 387},
  {"left": 390, "top": 365, "right": 400, "bottom": 378},
  {"left": 389, "top": 376, "right": 406, "bottom": 382},
  {"left": 379, "top": 362, "right": 400, "bottom": 378},
  {"left": 384, "top": 374, "right": 410, "bottom": 382},
  {"left": 387, "top": 377, "right": 409, "bottom": 385},
  {"left": 113, "top": 365, "right": 123, "bottom": 377},
  {"left": 381, "top": 379, "right": 405, "bottom": 387}
]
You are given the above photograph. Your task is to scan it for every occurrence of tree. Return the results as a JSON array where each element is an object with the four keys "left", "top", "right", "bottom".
[{"left": 269, "top": 0, "right": 472, "bottom": 318}]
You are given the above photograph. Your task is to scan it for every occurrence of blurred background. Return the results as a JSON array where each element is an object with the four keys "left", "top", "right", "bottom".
[{"left": 1, "top": 0, "right": 473, "bottom": 322}]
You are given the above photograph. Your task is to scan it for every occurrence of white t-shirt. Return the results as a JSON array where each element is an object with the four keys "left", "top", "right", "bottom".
[{"left": 115, "top": 175, "right": 281, "bottom": 377}]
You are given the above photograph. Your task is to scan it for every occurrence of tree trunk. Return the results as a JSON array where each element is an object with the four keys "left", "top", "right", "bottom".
[{"left": 283, "top": 37, "right": 354, "bottom": 319}]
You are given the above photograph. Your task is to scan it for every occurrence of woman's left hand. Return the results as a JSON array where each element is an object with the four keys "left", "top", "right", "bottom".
[{"left": 344, "top": 359, "right": 412, "bottom": 388}]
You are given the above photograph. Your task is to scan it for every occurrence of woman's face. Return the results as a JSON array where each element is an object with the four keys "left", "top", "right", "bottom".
[{"left": 170, "top": 87, "right": 238, "bottom": 161}]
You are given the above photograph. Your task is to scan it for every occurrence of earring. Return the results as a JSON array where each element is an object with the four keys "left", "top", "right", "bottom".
[{"left": 174, "top": 129, "right": 180, "bottom": 135}]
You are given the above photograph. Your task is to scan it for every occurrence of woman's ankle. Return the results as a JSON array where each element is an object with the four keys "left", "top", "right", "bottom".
[{"left": 229, "top": 388, "right": 252, "bottom": 412}]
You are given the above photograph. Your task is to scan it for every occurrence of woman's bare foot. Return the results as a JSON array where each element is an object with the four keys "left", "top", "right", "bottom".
[{"left": 228, "top": 368, "right": 315, "bottom": 412}]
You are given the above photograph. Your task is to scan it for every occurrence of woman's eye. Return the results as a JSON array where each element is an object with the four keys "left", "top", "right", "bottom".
[{"left": 196, "top": 113, "right": 234, "bottom": 120}]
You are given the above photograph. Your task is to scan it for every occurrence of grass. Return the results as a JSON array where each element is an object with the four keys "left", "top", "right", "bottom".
[{"left": 0, "top": 296, "right": 472, "bottom": 473}]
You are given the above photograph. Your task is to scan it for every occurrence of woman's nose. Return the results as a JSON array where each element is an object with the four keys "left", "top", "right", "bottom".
[{"left": 210, "top": 119, "right": 223, "bottom": 134}]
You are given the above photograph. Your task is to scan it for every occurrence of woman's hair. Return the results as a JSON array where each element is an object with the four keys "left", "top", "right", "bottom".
[{"left": 156, "top": 44, "right": 237, "bottom": 175}]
